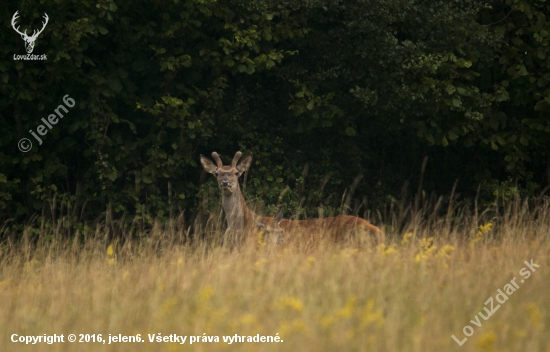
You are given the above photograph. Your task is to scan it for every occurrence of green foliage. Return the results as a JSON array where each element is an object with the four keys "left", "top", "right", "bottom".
[
  {"left": 0, "top": 0, "right": 303, "bottom": 228},
  {"left": 0, "top": 0, "right": 549, "bottom": 234}
]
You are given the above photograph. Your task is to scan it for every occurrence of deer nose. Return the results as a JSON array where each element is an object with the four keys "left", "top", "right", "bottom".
[{"left": 221, "top": 180, "right": 230, "bottom": 187}]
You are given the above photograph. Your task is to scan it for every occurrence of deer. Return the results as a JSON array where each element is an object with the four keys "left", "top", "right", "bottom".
[
  {"left": 200, "top": 151, "right": 384, "bottom": 246},
  {"left": 11, "top": 11, "right": 49, "bottom": 54},
  {"left": 258, "top": 208, "right": 384, "bottom": 245},
  {"left": 200, "top": 151, "right": 284, "bottom": 247}
]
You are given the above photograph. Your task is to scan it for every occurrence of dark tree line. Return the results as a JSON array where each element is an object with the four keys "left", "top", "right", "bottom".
[{"left": 1, "top": 0, "right": 549, "bottom": 234}]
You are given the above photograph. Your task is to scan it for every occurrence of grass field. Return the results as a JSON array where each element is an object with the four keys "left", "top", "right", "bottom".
[{"left": 1, "top": 200, "right": 549, "bottom": 351}]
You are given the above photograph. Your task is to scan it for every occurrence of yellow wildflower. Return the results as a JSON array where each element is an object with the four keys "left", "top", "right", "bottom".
[
  {"left": 300, "top": 256, "right": 316, "bottom": 271},
  {"left": 106, "top": 244, "right": 115, "bottom": 265},
  {"left": 472, "top": 222, "right": 493, "bottom": 244},
  {"left": 337, "top": 296, "right": 356, "bottom": 318},
  {"left": 320, "top": 296, "right": 356, "bottom": 327},
  {"left": 475, "top": 331, "right": 496, "bottom": 351},
  {"left": 360, "top": 299, "right": 384, "bottom": 327},
  {"left": 235, "top": 314, "right": 257, "bottom": 326},
  {"left": 527, "top": 303, "right": 542, "bottom": 328},
  {"left": 274, "top": 296, "right": 304, "bottom": 312},
  {"left": 436, "top": 245, "right": 455, "bottom": 259},
  {"left": 414, "top": 237, "right": 437, "bottom": 262},
  {"left": 158, "top": 297, "right": 177, "bottom": 318},
  {"left": 257, "top": 230, "right": 266, "bottom": 248},
  {"left": 199, "top": 286, "right": 214, "bottom": 302},
  {"left": 378, "top": 243, "right": 397, "bottom": 257},
  {"left": 401, "top": 232, "right": 413, "bottom": 245}
]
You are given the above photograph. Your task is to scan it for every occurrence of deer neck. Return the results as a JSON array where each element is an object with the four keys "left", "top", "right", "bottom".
[{"left": 221, "top": 184, "right": 254, "bottom": 230}]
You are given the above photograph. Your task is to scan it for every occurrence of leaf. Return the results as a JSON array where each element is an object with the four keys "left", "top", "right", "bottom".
[
  {"left": 446, "top": 85, "right": 456, "bottom": 94},
  {"left": 109, "top": 79, "right": 123, "bottom": 93},
  {"left": 142, "top": 175, "right": 153, "bottom": 184},
  {"left": 495, "top": 90, "right": 509, "bottom": 102},
  {"left": 520, "top": 135, "right": 529, "bottom": 146},
  {"left": 345, "top": 127, "right": 356, "bottom": 136},
  {"left": 517, "top": 65, "right": 528, "bottom": 76},
  {"left": 488, "top": 118, "right": 499, "bottom": 130},
  {"left": 97, "top": 26, "right": 109, "bottom": 35},
  {"left": 307, "top": 100, "right": 315, "bottom": 110},
  {"left": 456, "top": 58, "right": 472, "bottom": 68},
  {"left": 107, "top": 170, "right": 117, "bottom": 181},
  {"left": 426, "top": 133, "right": 434, "bottom": 145},
  {"left": 441, "top": 136, "right": 449, "bottom": 147}
]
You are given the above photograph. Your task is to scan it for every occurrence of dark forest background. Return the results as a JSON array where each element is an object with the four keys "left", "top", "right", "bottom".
[{"left": 1, "top": 0, "right": 550, "bottom": 236}]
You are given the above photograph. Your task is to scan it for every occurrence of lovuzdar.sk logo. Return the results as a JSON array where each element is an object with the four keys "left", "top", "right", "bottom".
[{"left": 11, "top": 10, "right": 48, "bottom": 61}]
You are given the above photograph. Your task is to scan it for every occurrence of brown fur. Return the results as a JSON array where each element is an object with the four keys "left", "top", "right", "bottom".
[
  {"left": 200, "top": 151, "right": 271, "bottom": 246},
  {"left": 261, "top": 214, "right": 384, "bottom": 244},
  {"left": 201, "top": 151, "right": 384, "bottom": 246}
]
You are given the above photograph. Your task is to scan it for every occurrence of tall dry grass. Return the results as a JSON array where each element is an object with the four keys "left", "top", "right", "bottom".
[{"left": 0, "top": 197, "right": 549, "bottom": 352}]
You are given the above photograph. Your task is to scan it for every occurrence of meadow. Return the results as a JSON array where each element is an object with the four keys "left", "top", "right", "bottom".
[{"left": 0, "top": 198, "right": 549, "bottom": 352}]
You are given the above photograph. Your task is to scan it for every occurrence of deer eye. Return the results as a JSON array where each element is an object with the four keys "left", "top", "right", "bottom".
[{"left": 235, "top": 172, "right": 239, "bottom": 176}]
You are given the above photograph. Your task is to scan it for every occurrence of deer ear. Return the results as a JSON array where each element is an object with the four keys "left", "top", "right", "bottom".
[
  {"left": 236, "top": 154, "right": 253, "bottom": 175},
  {"left": 200, "top": 155, "right": 218, "bottom": 174},
  {"left": 275, "top": 207, "right": 284, "bottom": 224}
]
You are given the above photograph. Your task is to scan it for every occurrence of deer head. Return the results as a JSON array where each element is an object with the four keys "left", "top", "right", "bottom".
[
  {"left": 11, "top": 11, "right": 49, "bottom": 54},
  {"left": 258, "top": 208, "right": 285, "bottom": 244},
  {"left": 200, "top": 151, "right": 253, "bottom": 195}
]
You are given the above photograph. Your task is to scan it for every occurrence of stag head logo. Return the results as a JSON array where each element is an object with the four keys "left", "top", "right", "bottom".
[{"left": 11, "top": 11, "right": 49, "bottom": 54}]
